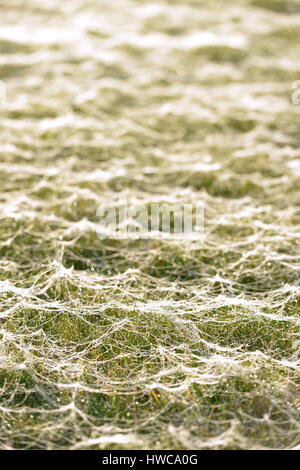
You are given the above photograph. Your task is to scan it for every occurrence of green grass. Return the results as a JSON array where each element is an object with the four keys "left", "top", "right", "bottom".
[{"left": 0, "top": 0, "right": 299, "bottom": 450}]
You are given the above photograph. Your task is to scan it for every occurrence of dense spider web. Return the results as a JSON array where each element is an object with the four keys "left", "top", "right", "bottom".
[{"left": 0, "top": 0, "right": 299, "bottom": 449}]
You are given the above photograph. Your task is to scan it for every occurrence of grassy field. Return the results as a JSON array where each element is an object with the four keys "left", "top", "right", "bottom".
[{"left": 0, "top": 0, "right": 299, "bottom": 449}]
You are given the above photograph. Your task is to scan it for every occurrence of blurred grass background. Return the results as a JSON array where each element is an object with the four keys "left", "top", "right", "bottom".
[{"left": 0, "top": 0, "right": 299, "bottom": 449}]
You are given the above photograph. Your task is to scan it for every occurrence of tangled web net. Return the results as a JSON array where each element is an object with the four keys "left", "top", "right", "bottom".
[{"left": 0, "top": 0, "right": 300, "bottom": 449}]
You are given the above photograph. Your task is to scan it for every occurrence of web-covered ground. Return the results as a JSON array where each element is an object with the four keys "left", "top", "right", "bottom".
[{"left": 0, "top": 0, "right": 299, "bottom": 449}]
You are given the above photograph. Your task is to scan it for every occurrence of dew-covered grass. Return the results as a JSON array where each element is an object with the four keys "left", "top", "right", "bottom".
[{"left": 0, "top": 0, "right": 299, "bottom": 450}]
